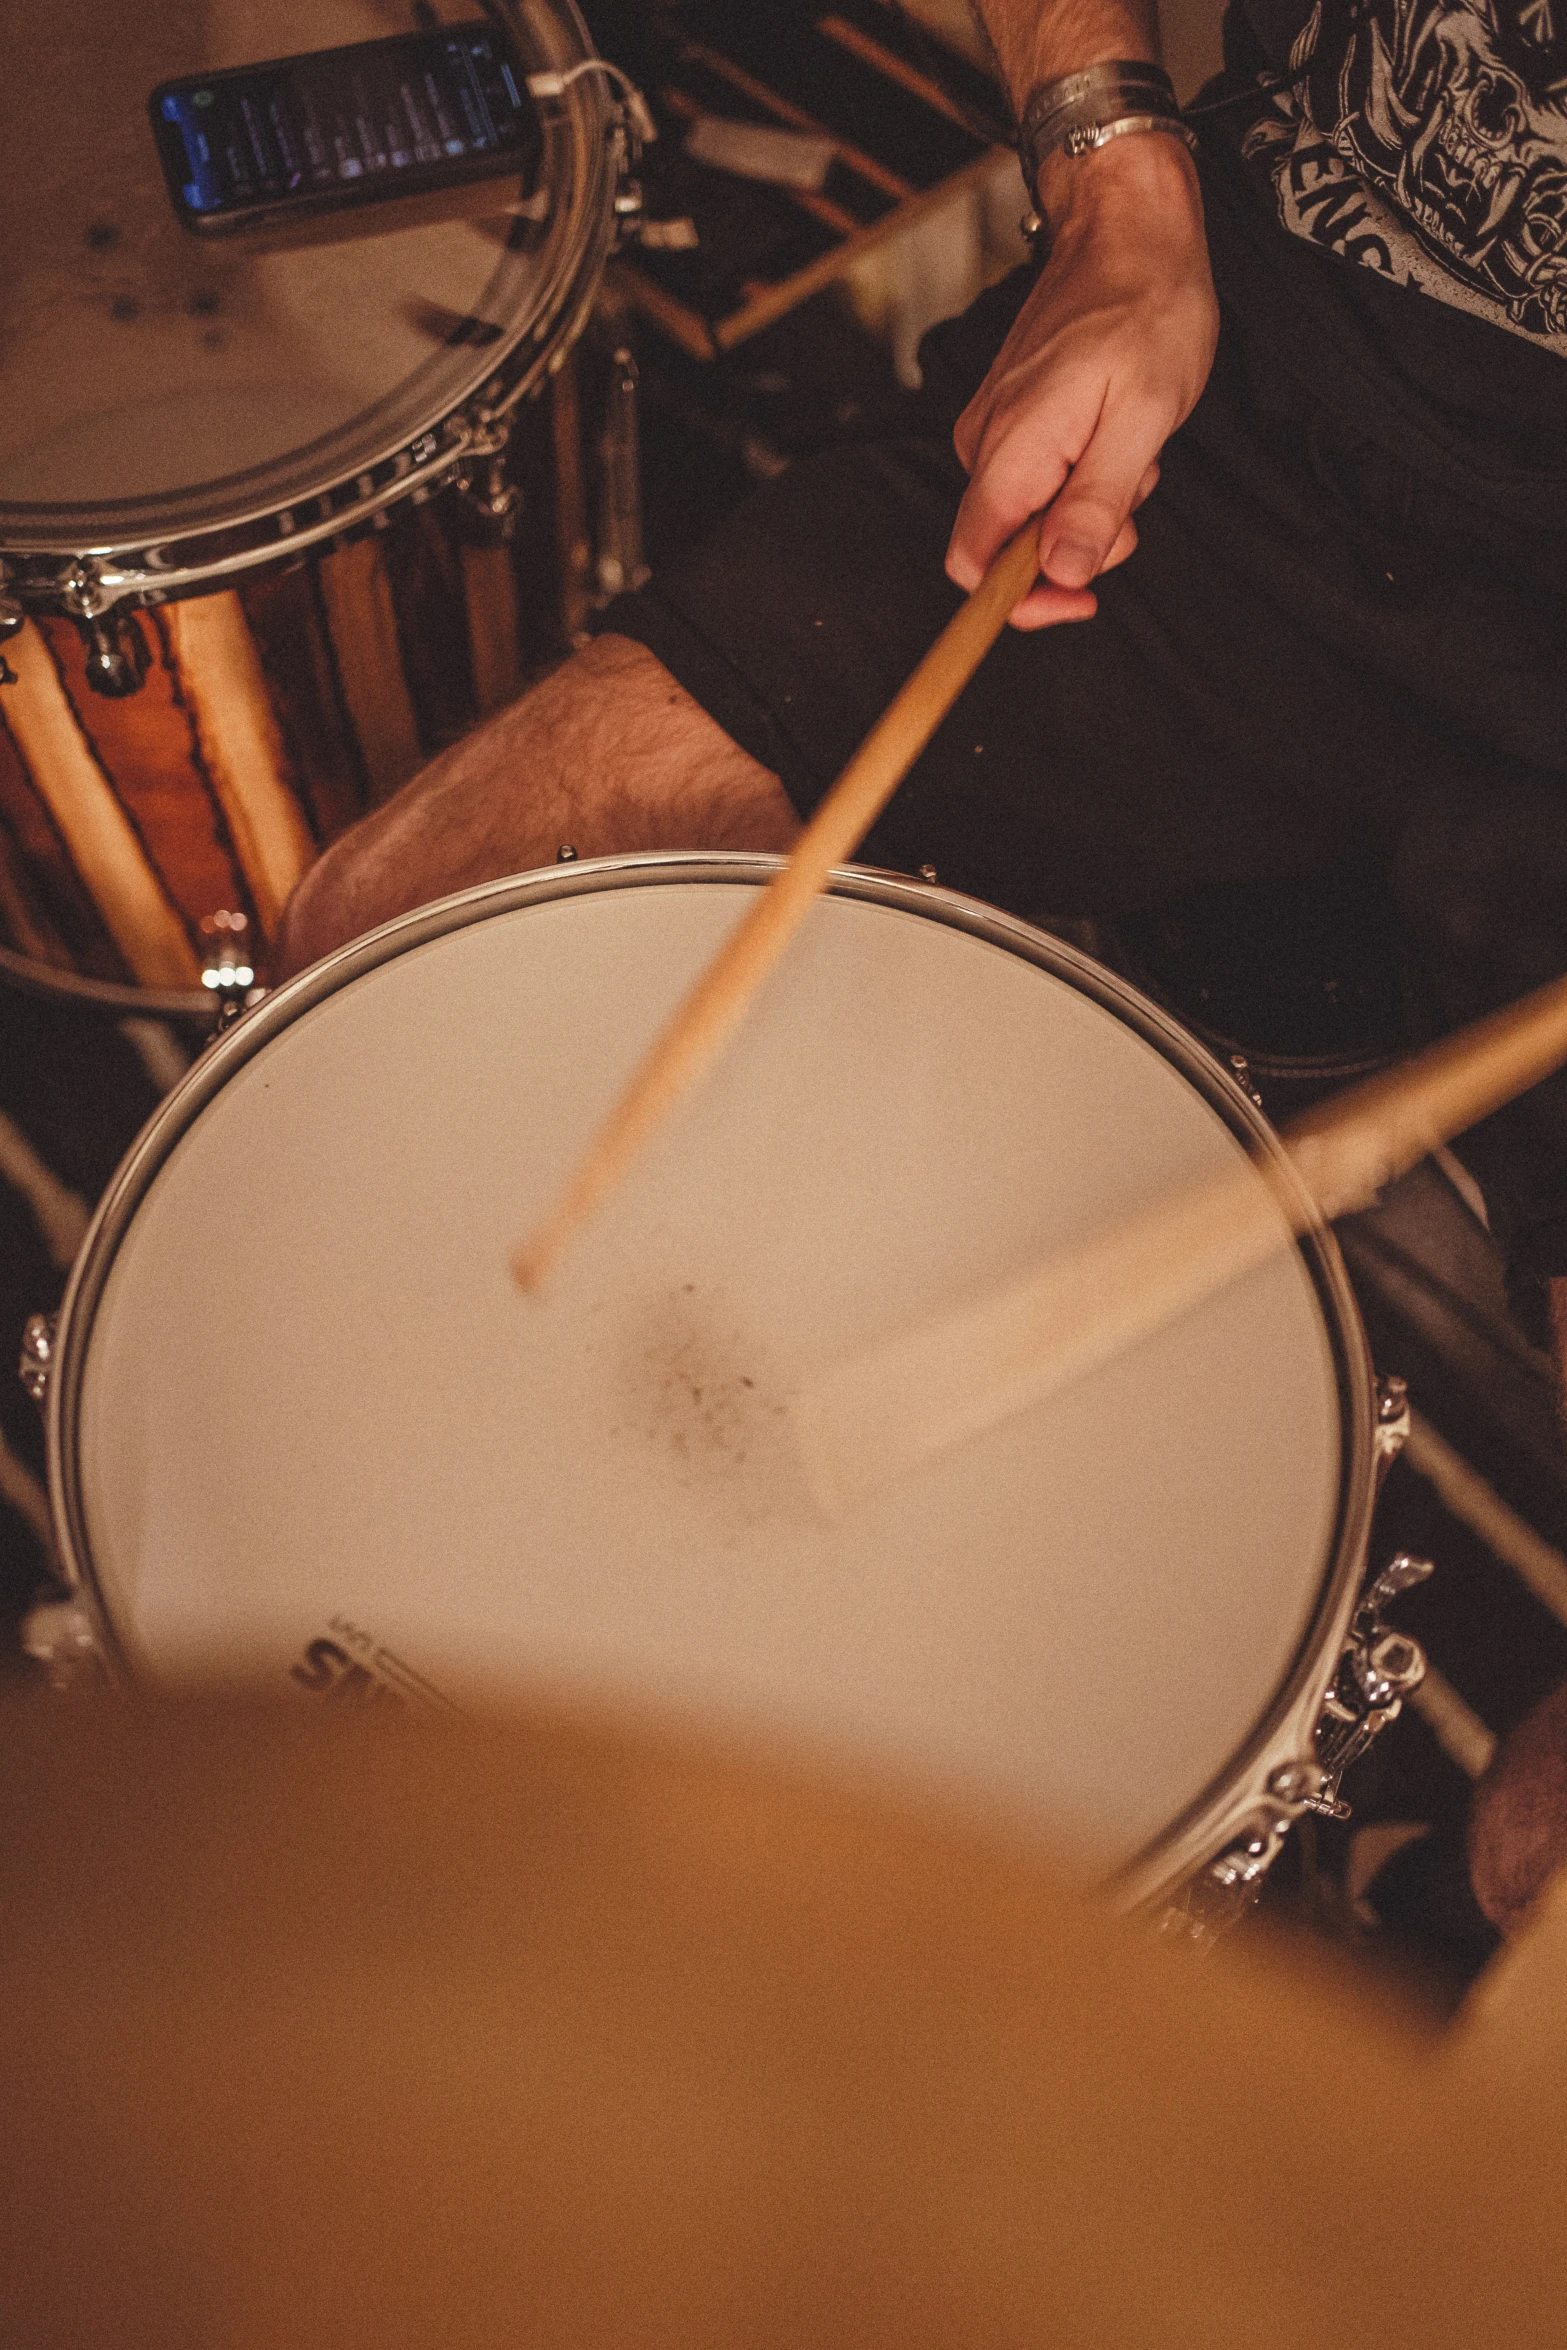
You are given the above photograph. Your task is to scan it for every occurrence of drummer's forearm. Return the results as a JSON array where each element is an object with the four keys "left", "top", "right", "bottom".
[{"left": 973, "top": 0, "right": 1164, "bottom": 110}]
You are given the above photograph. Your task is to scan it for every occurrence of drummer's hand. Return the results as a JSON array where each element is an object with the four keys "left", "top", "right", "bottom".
[{"left": 947, "top": 133, "right": 1218, "bottom": 629}]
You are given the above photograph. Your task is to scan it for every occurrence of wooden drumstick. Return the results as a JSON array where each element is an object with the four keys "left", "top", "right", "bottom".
[
  {"left": 511, "top": 519, "right": 1045, "bottom": 1292},
  {"left": 791, "top": 968, "right": 1567, "bottom": 1517}
]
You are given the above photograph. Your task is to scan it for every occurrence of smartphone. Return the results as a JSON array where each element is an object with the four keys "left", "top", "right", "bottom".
[{"left": 149, "top": 25, "right": 542, "bottom": 234}]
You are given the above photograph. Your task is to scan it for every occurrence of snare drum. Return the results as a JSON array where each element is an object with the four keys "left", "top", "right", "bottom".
[
  {"left": 29, "top": 859, "right": 1389, "bottom": 1910},
  {"left": 0, "top": 0, "right": 620, "bottom": 1010}
]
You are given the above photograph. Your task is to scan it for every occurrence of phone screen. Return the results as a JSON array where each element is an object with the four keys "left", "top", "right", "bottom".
[{"left": 151, "top": 26, "right": 540, "bottom": 228}]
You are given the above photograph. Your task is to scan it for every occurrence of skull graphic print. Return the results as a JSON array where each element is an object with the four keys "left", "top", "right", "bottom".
[{"left": 1243, "top": 0, "right": 1567, "bottom": 347}]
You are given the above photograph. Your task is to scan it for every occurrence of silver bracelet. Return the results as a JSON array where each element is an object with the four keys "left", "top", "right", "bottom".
[{"left": 1017, "top": 61, "right": 1194, "bottom": 206}]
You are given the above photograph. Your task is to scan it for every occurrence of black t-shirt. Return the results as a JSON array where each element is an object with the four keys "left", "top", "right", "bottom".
[
  {"left": 1206, "top": 0, "right": 1567, "bottom": 466},
  {"left": 1229, "top": 0, "right": 1567, "bottom": 345}
]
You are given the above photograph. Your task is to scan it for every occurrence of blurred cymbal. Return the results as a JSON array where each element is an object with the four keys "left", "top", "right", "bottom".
[{"left": 0, "top": 1692, "right": 1563, "bottom": 2349}]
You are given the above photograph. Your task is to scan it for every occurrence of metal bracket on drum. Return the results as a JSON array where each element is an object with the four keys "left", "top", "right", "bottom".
[
  {"left": 1162, "top": 1544, "right": 1431, "bottom": 1944},
  {"left": 6, "top": 424, "right": 478, "bottom": 623},
  {"left": 1307, "top": 1551, "right": 1432, "bottom": 1821},
  {"left": 1227, "top": 1052, "right": 1265, "bottom": 1110},
  {"left": 18, "top": 1311, "right": 56, "bottom": 1407},
  {"left": 1374, "top": 1373, "right": 1411, "bottom": 1481},
  {"left": 453, "top": 412, "right": 521, "bottom": 537},
  {"left": 16, "top": 1310, "right": 113, "bottom": 1687},
  {"left": 13, "top": 1311, "right": 106, "bottom": 1688},
  {"left": 1159, "top": 1805, "right": 1301, "bottom": 1944}
]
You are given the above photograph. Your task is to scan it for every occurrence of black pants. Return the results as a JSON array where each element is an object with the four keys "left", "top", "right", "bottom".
[{"left": 607, "top": 128, "right": 1567, "bottom": 1288}]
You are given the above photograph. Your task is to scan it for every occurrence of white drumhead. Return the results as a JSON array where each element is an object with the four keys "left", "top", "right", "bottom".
[
  {"left": 0, "top": 0, "right": 596, "bottom": 531},
  {"left": 72, "top": 873, "right": 1350, "bottom": 1870}
]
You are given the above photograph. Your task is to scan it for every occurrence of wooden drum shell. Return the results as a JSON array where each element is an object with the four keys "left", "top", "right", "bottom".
[{"left": 0, "top": 373, "right": 585, "bottom": 1006}]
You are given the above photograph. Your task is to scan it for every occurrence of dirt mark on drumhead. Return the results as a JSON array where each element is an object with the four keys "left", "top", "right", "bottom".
[{"left": 612, "top": 1283, "right": 806, "bottom": 1526}]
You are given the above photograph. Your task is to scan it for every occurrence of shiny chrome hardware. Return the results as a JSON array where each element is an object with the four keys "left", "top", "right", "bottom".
[
  {"left": 1267, "top": 1759, "right": 1325, "bottom": 1806},
  {"left": 456, "top": 414, "right": 520, "bottom": 537},
  {"left": 1308, "top": 1551, "right": 1432, "bottom": 1820},
  {"left": 73, "top": 608, "right": 153, "bottom": 698},
  {"left": 1374, "top": 1374, "right": 1411, "bottom": 1477},
  {"left": 459, "top": 453, "right": 521, "bottom": 536},
  {"left": 1228, "top": 1052, "right": 1264, "bottom": 1109},
  {"left": 200, "top": 910, "right": 255, "bottom": 999},
  {"left": 1163, "top": 1768, "right": 1332, "bottom": 1943},
  {"left": 58, "top": 561, "right": 117, "bottom": 622},
  {"left": 18, "top": 1311, "right": 56, "bottom": 1405},
  {"left": 1161, "top": 1807, "right": 1297, "bottom": 1944},
  {"left": 62, "top": 561, "right": 155, "bottom": 695},
  {"left": 1162, "top": 1550, "right": 1432, "bottom": 1941},
  {"left": 214, "top": 991, "right": 266, "bottom": 1035},
  {"left": 613, "top": 177, "right": 646, "bottom": 243},
  {"left": 524, "top": 61, "right": 654, "bottom": 248}
]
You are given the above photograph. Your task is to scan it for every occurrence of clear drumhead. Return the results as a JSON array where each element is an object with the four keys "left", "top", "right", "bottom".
[
  {"left": 0, "top": 0, "right": 608, "bottom": 545},
  {"left": 55, "top": 863, "right": 1372, "bottom": 1883}
]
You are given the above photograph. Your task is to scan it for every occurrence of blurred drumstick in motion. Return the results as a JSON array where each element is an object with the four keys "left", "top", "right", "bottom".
[
  {"left": 3, "top": 1697, "right": 1567, "bottom": 2348},
  {"left": 792, "top": 968, "right": 1567, "bottom": 1516},
  {"left": 510, "top": 518, "right": 1045, "bottom": 1293}
]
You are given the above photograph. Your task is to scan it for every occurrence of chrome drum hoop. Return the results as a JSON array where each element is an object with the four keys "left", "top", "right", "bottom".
[
  {"left": 38, "top": 854, "right": 1378, "bottom": 1908},
  {"left": 0, "top": 1, "right": 619, "bottom": 620}
]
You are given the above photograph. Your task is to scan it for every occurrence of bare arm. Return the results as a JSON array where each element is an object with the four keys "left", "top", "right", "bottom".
[{"left": 953, "top": 0, "right": 1218, "bottom": 626}]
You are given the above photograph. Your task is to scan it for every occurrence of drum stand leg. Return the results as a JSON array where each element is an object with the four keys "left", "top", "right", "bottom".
[{"left": 591, "top": 334, "right": 651, "bottom": 607}]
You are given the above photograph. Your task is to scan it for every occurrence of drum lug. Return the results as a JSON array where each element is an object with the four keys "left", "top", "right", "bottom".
[
  {"left": 1307, "top": 1551, "right": 1432, "bottom": 1820},
  {"left": 1228, "top": 1052, "right": 1264, "bottom": 1110},
  {"left": 18, "top": 1311, "right": 56, "bottom": 1406},
  {"left": 1160, "top": 1552, "right": 1431, "bottom": 1943},
  {"left": 20, "top": 1590, "right": 105, "bottom": 1690},
  {"left": 56, "top": 562, "right": 150, "bottom": 696},
  {"left": 58, "top": 560, "right": 117, "bottom": 621},
  {"left": 73, "top": 609, "right": 152, "bottom": 698},
  {"left": 454, "top": 405, "right": 520, "bottom": 535},
  {"left": 200, "top": 910, "right": 256, "bottom": 1005},
  {"left": 1374, "top": 1374, "right": 1411, "bottom": 1477},
  {"left": 612, "top": 174, "right": 646, "bottom": 247},
  {"left": 456, "top": 417, "right": 521, "bottom": 537}
]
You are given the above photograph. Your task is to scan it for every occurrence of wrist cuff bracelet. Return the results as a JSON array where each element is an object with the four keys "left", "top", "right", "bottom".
[{"left": 1017, "top": 61, "right": 1195, "bottom": 202}]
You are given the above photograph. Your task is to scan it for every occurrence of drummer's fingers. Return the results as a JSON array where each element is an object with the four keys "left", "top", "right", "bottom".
[
  {"left": 1001, "top": 514, "right": 1139, "bottom": 632},
  {"left": 946, "top": 434, "right": 1071, "bottom": 595},
  {"left": 1035, "top": 399, "right": 1165, "bottom": 592}
]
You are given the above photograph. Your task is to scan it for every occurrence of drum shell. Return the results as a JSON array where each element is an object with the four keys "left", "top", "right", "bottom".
[
  {"left": 0, "top": 0, "right": 616, "bottom": 1008},
  {"left": 33, "top": 856, "right": 1380, "bottom": 1908},
  {"left": 0, "top": 378, "right": 586, "bottom": 1009}
]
